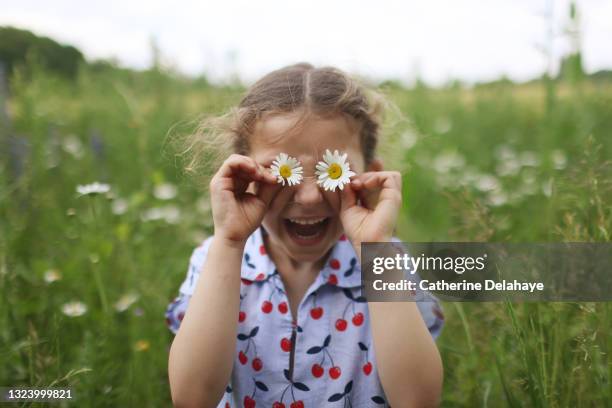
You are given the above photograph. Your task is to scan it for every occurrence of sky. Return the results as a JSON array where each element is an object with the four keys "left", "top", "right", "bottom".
[{"left": 1, "top": 0, "right": 611, "bottom": 86}]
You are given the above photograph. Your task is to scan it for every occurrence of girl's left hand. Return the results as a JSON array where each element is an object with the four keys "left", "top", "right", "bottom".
[{"left": 339, "top": 171, "right": 402, "bottom": 248}]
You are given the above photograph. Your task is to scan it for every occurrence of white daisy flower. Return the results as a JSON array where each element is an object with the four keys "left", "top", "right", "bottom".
[
  {"left": 44, "top": 269, "right": 62, "bottom": 283},
  {"left": 269, "top": 153, "right": 303, "bottom": 186},
  {"left": 76, "top": 182, "right": 110, "bottom": 196},
  {"left": 114, "top": 292, "right": 140, "bottom": 312},
  {"left": 61, "top": 301, "right": 87, "bottom": 317},
  {"left": 315, "top": 149, "right": 356, "bottom": 192},
  {"left": 153, "top": 183, "right": 177, "bottom": 200},
  {"left": 111, "top": 198, "right": 128, "bottom": 215}
]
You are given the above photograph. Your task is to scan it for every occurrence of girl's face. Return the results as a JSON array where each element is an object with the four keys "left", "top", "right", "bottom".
[{"left": 249, "top": 111, "right": 378, "bottom": 264}]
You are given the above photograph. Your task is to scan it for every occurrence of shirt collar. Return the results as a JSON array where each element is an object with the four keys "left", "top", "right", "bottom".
[{"left": 240, "top": 226, "right": 362, "bottom": 288}]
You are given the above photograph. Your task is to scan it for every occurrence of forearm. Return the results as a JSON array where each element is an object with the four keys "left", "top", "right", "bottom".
[
  {"left": 168, "top": 237, "right": 244, "bottom": 407},
  {"left": 368, "top": 302, "right": 443, "bottom": 408},
  {"left": 355, "top": 244, "right": 443, "bottom": 407}
]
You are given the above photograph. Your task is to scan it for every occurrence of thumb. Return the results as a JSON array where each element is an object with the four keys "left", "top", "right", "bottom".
[{"left": 340, "top": 182, "right": 358, "bottom": 213}]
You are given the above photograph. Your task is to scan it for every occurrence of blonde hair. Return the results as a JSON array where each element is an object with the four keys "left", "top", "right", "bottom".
[{"left": 177, "top": 62, "right": 395, "bottom": 188}]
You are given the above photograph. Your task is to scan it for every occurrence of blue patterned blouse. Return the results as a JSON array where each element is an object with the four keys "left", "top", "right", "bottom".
[{"left": 166, "top": 226, "right": 444, "bottom": 408}]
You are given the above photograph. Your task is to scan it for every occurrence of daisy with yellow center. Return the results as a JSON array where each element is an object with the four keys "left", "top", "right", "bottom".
[
  {"left": 270, "top": 153, "right": 303, "bottom": 186},
  {"left": 315, "top": 149, "right": 356, "bottom": 191}
]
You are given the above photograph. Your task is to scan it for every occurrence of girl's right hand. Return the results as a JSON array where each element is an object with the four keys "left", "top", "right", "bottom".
[{"left": 209, "top": 154, "right": 280, "bottom": 245}]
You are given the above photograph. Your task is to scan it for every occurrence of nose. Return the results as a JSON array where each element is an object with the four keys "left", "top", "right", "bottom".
[{"left": 293, "top": 176, "right": 324, "bottom": 205}]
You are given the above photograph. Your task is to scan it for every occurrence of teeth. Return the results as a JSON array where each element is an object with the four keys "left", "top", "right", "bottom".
[{"left": 288, "top": 217, "right": 326, "bottom": 225}]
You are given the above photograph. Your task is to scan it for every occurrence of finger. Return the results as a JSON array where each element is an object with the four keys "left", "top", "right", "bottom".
[
  {"left": 350, "top": 172, "right": 376, "bottom": 190},
  {"left": 219, "top": 155, "right": 266, "bottom": 183},
  {"left": 257, "top": 163, "right": 279, "bottom": 184},
  {"left": 340, "top": 182, "right": 358, "bottom": 213},
  {"left": 256, "top": 181, "right": 282, "bottom": 207},
  {"left": 360, "top": 173, "right": 385, "bottom": 190}
]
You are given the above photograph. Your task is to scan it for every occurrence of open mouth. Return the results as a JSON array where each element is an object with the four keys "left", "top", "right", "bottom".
[{"left": 284, "top": 217, "right": 330, "bottom": 245}]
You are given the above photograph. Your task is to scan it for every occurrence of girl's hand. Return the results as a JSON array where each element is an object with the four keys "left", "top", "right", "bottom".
[
  {"left": 339, "top": 171, "right": 402, "bottom": 249},
  {"left": 209, "top": 154, "right": 280, "bottom": 245}
]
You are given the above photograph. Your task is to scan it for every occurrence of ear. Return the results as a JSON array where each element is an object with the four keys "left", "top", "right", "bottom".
[{"left": 366, "top": 158, "right": 383, "bottom": 172}]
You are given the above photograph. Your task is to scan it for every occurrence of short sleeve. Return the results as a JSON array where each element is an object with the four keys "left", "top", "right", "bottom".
[
  {"left": 390, "top": 237, "right": 445, "bottom": 340},
  {"left": 165, "top": 236, "right": 214, "bottom": 335}
]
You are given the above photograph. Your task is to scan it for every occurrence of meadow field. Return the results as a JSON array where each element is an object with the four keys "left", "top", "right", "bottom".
[{"left": 1, "top": 65, "right": 610, "bottom": 407}]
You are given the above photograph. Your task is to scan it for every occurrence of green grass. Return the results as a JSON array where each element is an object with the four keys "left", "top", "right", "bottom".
[{"left": 0, "top": 65, "right": 610, "bottom": 407}]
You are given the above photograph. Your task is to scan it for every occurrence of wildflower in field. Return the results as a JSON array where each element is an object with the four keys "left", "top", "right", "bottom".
[
  {"left": 76, "top": 182, "right": 110, "bottom": 196},
  {"left": 141, "top": 205, "right": 181, "bottom": 224},
  {"left": 315, "top": 149, "right": 355, "bottom": 191},
  {"left": 61, "top": 301, "right": 87, "bottom": 317},
  {"left": 62, "top": 135, "right": 84, "bottom": 159},
  {"left": 133, "top": 307, "right": 144, "bottom": 317},
  {"left": 474, "top": 175, "right": 499, "bottom": 192},
  {"left": 153, "top": 183, "right": 177, "bottom": 200},
  {"left": 111, "top": 198, "right": 128, "bottom": 215},
  {"left": 134, "top": 340, "right": 150, "bottom": 352},
  {"left": 269, "top": 153, "right": 303, "bottom": 186},
  {"left": 551, "top": 150, "right": 567, "bottom": 170},
  {"left": 433, "top": 151, "right": 465, "bottom": 174},
  {"left": 433, "top": 116, "right": 452, "bottom": 134},
  {"left": 400, "top": 129, "right": 418, "bottom": 149},
  {"left": 44, "top": 269, "right": 62, "bottom": 283},
  {"left": 114, "top": 292, "right": 140, "bottom": 312},
  {"left": 487, "top": 189, "right": 508, "bottom": 207}
]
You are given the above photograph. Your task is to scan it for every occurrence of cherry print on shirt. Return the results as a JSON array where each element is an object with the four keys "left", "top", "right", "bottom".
[
  {"left": 223, "top": 385, "right": 233, "bottom": 408},
  {"left": 244, "top": 253, "right": 256, "bottom": 269},
  {"left": 273, "top": 369, "right": 310, "bottom": 408},
  {"left": 327, "top": 274, "right": 338, "bottom": 285},
  {"left": 326, "top": 258, "right": 341, "bottom": 285},
  {"left": 358, "top": 342, "right": 373, "bottom": 376},
  {"left": 280, "top": 337, "right": 292, "bottom": 352},
  {"left": 309, "top": 291, "right": 324, "bottom": 320},
  {"left": 244, "top": 377, "right": 268, "bottom": 408},
  {"left": 307, "top": 335, "right": 341, "bottom": 380},
  {"left": 239, "top": 294, "right": 247, "bottom": 323},
  {"left": 278, "top": 301, "right": 289, "bottom": 314},
  {"left": 432, "top": 304, "right": 445, "bottom": 320},
  {"left": 259, "top": 244, "right": 267, "bottom": 255},
  {"left": 343, "top": 258, "right": 357, "bottom": 278},
  {"left": 258, "top": 270, "right": 290, "bottom": 315},
  {"left": 335, "top": 289, "right": 367, "bottom": 332},
  {"left": 327, "top": 381, "right": 354, "bottom": 407},
  {"left": 237, "top": 327, "right": 264, "bottom": 371},
  {"left": 339, "top": 233, "right": 347, "bottom": 241}
]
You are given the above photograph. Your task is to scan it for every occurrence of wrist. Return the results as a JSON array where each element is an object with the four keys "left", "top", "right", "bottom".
[{"left": 213, "top": 235, "right": 248, "bottom": 252}]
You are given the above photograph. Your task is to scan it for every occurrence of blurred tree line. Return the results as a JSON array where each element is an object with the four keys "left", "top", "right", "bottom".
[{"left": 0, "top": 26, "right": 84, "bottom": 80}]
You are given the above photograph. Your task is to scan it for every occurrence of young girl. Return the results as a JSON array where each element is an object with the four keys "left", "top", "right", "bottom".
[{"left": 165, "top": 63, "right": 444, "bottom": 408}]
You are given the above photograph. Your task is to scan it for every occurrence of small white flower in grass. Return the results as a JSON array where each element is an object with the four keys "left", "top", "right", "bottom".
[
  {"left": 44, "top": 269, "right": 62, "bottom": 283},
  {"left": 114, "top": 292, "right": 140, "bottom": 312},
  {"left": 76, "top": 182, "right": 110, "bottom": 196},
  {"left": 141, "top": 205, "right": 181, "bottom": 224},
  {"left": 315, "top": 149, "right": 355, "bottom": 192},
  {"left": 269, "top": 153, "right": 303, "bottom": 186},
  {"left": 111, "top": 198, "right": 128, "bottom": 215},
  {"left": 62, "top": 301, "right": 87, "bottom": 317},
  {"left": 153, "top": 183, "right": 177, "bottom": 200}
]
